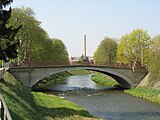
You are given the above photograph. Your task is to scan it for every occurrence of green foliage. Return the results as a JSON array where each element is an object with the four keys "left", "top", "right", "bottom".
[
  {"left": 124, "top": 87, "right": 160, "bottom": 104},
  {"left": 117, "top": 34, "right": 134, "bottom": 64},
  {"left": 0, "top": 72, "right": 99, "bottom": 120},
  {"left": 51, "top": 38, "right": 69, "bottom": 63},
  {"left": 94, "top": 37, "right": 118, "bottom": 65},
  {"left": 148, "top": 35, "right": 160, "bottom": 85},
  {"left": 117, "top": 29, "right": 151, "bottom": 65},
  {"left": 8, "top": 7, "right": 48, "bottom": 62},
  {"left": 8, "top": 7, "right": 69, "bottom": 63},
  {"left": 91, "top": 72, "right": 118, "bottom": 86},
  {"left": 0, "top": 0, "right": 21, "bottom": 62}
]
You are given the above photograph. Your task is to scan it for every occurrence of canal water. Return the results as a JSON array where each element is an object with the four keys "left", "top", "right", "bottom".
[{"left": 41, "top": 74, "right": 160, "bottom": 120}]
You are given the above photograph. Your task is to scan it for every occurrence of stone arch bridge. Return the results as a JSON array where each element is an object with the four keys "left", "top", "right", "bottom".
[{"left": 9, "top": 65, "right": 148, "bottom": 89}]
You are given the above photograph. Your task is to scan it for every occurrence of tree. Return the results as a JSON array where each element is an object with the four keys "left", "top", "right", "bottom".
[
  {"left": 0, "top": 0, "right": 21, "bottom": 62},
  {"left": 51, "top": 38, "right": 69, "bottom": 63},
  {"left": 7, "top": 7, "right": 43, "bottom": 63},
  {"left": 148, "top": 35, "right": 160, "bottom": 85},
  {"left": 8, "top": 7, "right": 69, "bottom": 64},
  {"left": 94, "top": 37, "right": 118, "bottom": 65},
  {"left": 8, "top": 7, "right": 55, "bottom": 63},
  {"left": 117, "top": 29, "right": 151, "bottom": 66},
  {"left": 149, "top": 35, "right": 160, "bottom": 54},
  {"left": 117, "top": 34, "right": 133, "bottom": 64}
]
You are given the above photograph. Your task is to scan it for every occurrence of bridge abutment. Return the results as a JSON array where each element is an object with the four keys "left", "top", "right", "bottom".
[{"left": 10, "top": 68, "right": 33, "bottom": 88}]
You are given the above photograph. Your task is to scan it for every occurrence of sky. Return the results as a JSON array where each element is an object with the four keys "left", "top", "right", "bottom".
[{"left": 11, "top": 0, "right": 160, "bottom": 57}]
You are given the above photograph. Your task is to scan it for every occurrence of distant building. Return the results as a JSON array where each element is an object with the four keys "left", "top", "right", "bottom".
[
  {"left": 70, "top": 56, "right": 94, "bottom": 65},
  {"left": 88, "top": 56, "right": 94, "bottom": 64},
  {"left": 70, "top": 57, "right": 80, "bottom": 65}
]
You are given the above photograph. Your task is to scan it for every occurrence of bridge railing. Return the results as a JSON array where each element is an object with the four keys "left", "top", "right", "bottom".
[
  {"left": 9, "top": 61, "right": 137, "bottom": 69},
  {"left": 10, "top": 61, "right": 70, "bottom": 67},
  {"left": 0, "top": 94, "right": 12, "bottom": 120}
]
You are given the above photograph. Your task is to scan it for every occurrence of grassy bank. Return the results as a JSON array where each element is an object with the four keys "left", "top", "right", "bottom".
[
  {"left": 124, "top": 87, "right": 160, "bottom": 105},
  {"left": 0, "top": 72, "right": 100, "bottom": 120},
  {"left": 90, "top": 72, "right": 160, "bottom": 105},
  {"left": 32, "top": 92, "right": 97, "bottom": 120},
  {"left": 91, "top": 72, "right": 118, "bottom": 86}
]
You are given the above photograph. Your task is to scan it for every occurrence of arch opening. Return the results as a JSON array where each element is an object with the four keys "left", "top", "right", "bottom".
[
  {"left": 32, "top": 69, "right": 131, "bottom": 90},
  {"left": 86, "top": 69, "right": 131, "bottom": 88}
]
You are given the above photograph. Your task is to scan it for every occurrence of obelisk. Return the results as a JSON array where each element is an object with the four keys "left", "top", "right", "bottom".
[{"left": 84, "top": 35, "right": 86, "bottom": 60}]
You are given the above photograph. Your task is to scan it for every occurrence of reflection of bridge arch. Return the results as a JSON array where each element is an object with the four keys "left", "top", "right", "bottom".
[{"left": 9, "top": 65, "right": 148, "bottom": 89}]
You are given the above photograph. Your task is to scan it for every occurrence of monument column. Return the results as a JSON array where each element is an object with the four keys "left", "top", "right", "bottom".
[{"left": 84, "top": 35, "right": 86, "bottom": 60}]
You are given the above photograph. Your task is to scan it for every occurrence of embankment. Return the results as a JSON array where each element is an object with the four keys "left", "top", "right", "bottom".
[
  {"left": 90, "top": 72, "right": 160, "bottom": 105},
  {"left": 124, "top": 72, "right": 160, "bottom": 104},
  {"left": 91, "top": 72, "right": 118, "bottom": 86},
  {"left": 0, "top": 71, "right": 99, "bottom": 120}
]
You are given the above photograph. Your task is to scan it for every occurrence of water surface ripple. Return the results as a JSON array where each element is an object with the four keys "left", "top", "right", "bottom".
[{"left": 43, "top": 74, "right": 160, "bottom": 120}]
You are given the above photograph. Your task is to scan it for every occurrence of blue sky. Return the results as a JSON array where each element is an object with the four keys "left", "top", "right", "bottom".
[{"left": 12, "top": 0, "right": 160, "bottom": 57}]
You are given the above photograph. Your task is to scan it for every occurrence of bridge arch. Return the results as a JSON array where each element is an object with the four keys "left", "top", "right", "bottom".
[
  {"left": 30, "top": 66, "right": 134, "bottom": 89},
  {"left": 33, "top": 68, "right": 132, "bottom": 89},
  {"left": 88, "top": 69, "right": 132, "bottom": 88},
  {"left": 9, "top": 66, "right": 148, "bottom": 89}
]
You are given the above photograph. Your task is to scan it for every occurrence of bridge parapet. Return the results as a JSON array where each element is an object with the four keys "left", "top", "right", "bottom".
[{"left": 10, "top": 61, "right": 134, "bottom": 68}]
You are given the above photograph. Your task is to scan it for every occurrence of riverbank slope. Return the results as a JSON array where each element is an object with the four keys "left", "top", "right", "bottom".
[
  {"left": 91, "top": 72, "right": 118, "bottom": 86},
  {"left": 0, "top": 72, "right": 100, "bottom": 120},
  {"left": 91, "top": 72, "right": 160, "bottom": 105}
]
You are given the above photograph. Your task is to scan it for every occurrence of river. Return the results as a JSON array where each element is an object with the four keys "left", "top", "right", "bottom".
[{"left": 41, "top": 74, "right": 160, "bottom": 120}]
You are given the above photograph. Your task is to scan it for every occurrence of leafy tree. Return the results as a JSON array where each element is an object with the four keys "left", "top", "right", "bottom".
[
  {"left": 117, "top": 34, "right": 133, "bottom": 64},
  {"left": 0, "top": 0, "right": 21, "bottom": 62},
  {"left": 117, "top": 29, "right": 151, "bottom": 66},
  {"left": 94, "top": 37, "right": 118, "bottom": 65},
  {"left": 148, "top": 35, "right": 160, "bottom": 85},
  {"left": 130, "top": 29, "right": 151, "bottom": 66},
  {"left": 51, "top": 38, "right": 69, "bottom": 63},
  {"left": 8, "top": 7, "right": 69, "bottom": 64},
  {"left": 149, "top": 35, "right": 160, "bottom": 54},
  {"left": 8, "top": 7, "right": 56, "bottom": 63},
  {"left": 9, "top": 7, "right": 68, "bottom": 63},
  {"left": 7, "top": 7, "right": 43, "bottom": 63}
]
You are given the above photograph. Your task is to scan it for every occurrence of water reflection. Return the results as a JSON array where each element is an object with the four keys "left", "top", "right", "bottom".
[{"left": 41, "top": 74, "right": 113, "bottom": 92}]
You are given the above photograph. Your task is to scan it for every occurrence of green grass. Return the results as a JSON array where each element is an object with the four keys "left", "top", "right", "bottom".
[
  {"left": 0, "top": 72, "right": 101, "bottom": 120},
  {"left": 32, "top": 92, "right": 100, "bottom": 120},
  {"left": 91, "top": 72, "right": 160, "bottom": 105},
  {"left": 124, "top": 87, "right": 160, "bottom": 104},
  {"left": 0, "top": 72, "right": 42, "bottom": 120},
  {"left": 91, "top": 72, "right": 118, "bottom": 86}
]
